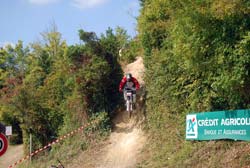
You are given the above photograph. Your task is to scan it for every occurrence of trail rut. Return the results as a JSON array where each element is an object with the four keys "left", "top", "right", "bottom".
[{"left": 97, "top": 112, "right": 145, "bottom": 168}]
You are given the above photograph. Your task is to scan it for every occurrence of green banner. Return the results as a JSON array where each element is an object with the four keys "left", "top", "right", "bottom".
[{"left": 186, "top": 109, "right": 250, "bottom": 141}]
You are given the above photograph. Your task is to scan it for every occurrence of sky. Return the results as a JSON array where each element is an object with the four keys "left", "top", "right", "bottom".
[{"left": 0, "top": 0, "right": 140, "bottom": 47}]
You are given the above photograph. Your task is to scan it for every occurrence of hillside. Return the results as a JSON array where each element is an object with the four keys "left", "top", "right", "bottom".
[
  {"left": 65, "top": 56, "right": 146, "bottom": 168},
  {"left": 3, "top": 57, "right": 146, "bottom": 168},
  {"left": 136, "top": 1, "right": 250, "bottom": 168}
]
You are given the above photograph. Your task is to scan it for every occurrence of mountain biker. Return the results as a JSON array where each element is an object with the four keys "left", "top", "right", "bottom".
[{"left": 119, "top": 73, "right": 140, "bottom": 104}]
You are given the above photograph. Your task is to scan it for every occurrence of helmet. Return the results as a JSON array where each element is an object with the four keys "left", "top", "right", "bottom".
[{"left": 126, "top": 73, "right": 132, "bottom": 81}]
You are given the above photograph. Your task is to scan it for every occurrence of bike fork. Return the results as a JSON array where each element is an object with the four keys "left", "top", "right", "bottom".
[{"left": 126, "top": 100, "right": 129, "bottom": 112}]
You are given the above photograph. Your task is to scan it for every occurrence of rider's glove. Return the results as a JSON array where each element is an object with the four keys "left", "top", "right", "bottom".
[{"left": 119, "top": 88, "right": 122, "bottom": 92}]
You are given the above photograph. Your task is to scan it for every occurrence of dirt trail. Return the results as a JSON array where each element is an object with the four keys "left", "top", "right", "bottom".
[
  {"left": 0, "top": 144, "right": 24, "bottom": 168},
  {"left": 101, "top": 57, "right": 145, "bottom": 168},
  {"left": 98, "top": 56, "right": 146, "bottom": 168},
  {"left": 97, "top": 112, "right": 145, "bottom": 168},
  {"left": 68, "top": 57, "right": 146, "bottom": 168}
]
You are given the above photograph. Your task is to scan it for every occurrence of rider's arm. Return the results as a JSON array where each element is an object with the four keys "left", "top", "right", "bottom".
[
  {"left": 119, "top": 77, "right": 127, "bottom": 92},
  {"left": 132, "top": 77, "right": 140, "bottom": 90}
]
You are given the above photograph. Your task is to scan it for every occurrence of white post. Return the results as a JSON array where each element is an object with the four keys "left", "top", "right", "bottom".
[{"left": 30, "top": 133, "right": 32, "bottom": 162}]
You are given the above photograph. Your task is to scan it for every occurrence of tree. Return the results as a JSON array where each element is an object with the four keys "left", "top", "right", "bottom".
[{"left": 0, "top": 41, "right": 29, "bottom": 144}]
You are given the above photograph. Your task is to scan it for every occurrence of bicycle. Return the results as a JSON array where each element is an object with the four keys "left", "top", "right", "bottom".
[
  {"left": 50, "top": 159, "right": 64, "bottom": 168},
  {"left": 124, "top": 88, "right": 136, "bottom": 118}
]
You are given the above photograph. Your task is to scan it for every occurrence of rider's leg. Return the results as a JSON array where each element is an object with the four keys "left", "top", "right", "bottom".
[
  {"left": 132, "top": 90, "right": 136, "bottom": 103},
  {"left": 123, "top": 90, "right": 127, "bottom": 108},
  {"left": 123, "top": 90, "right": 127, "bottom": 101},
  {"left": 133, "top": 94, "right": 136, "bottom": 103},
  {"left": 123, "top": 90, "right": 130, "bottom": 111}
]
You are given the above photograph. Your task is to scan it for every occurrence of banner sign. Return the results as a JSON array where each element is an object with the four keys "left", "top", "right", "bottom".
[{"left": 186, "top": 109, "right": 250, "bottom": 141}]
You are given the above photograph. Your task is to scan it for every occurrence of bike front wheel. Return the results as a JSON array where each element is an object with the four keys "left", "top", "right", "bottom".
[{"left": 126, "top": 100, "right": 133, "bottom": 118}]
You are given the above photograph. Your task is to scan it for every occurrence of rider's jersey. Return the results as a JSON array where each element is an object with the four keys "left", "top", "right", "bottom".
[
  {"left": 119, "top": 76, "right": 140, "bottom": 92},
  {"left": 126, "top": 81, "right": 135, "bottom": 89}
]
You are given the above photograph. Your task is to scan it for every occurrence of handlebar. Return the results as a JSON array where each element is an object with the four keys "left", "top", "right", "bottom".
[{"left": 123, "top": 88, "right": 136, "bottom": 92}]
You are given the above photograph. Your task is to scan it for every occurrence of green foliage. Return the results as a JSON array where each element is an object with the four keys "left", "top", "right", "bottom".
[
  {"left": 0, "top": 41, "right": 29, "bottom": 144},
  {"left": 119, "top": 38, "right": 141, "bottom": 63},
  {"left": 0, "top": 24, "right": 124, "bottom": 156},
  {"left": 99, "top": 27, "right": 140, "bottom": 64},
  {"left": 85, "top": 111, "right": 111, "bottom": 137},
  {"left": 99, "top": 27, "right": 124, "bottom": 111},
  {"left": 1, "top": 109, "right": 22, "bottom": 144}
]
